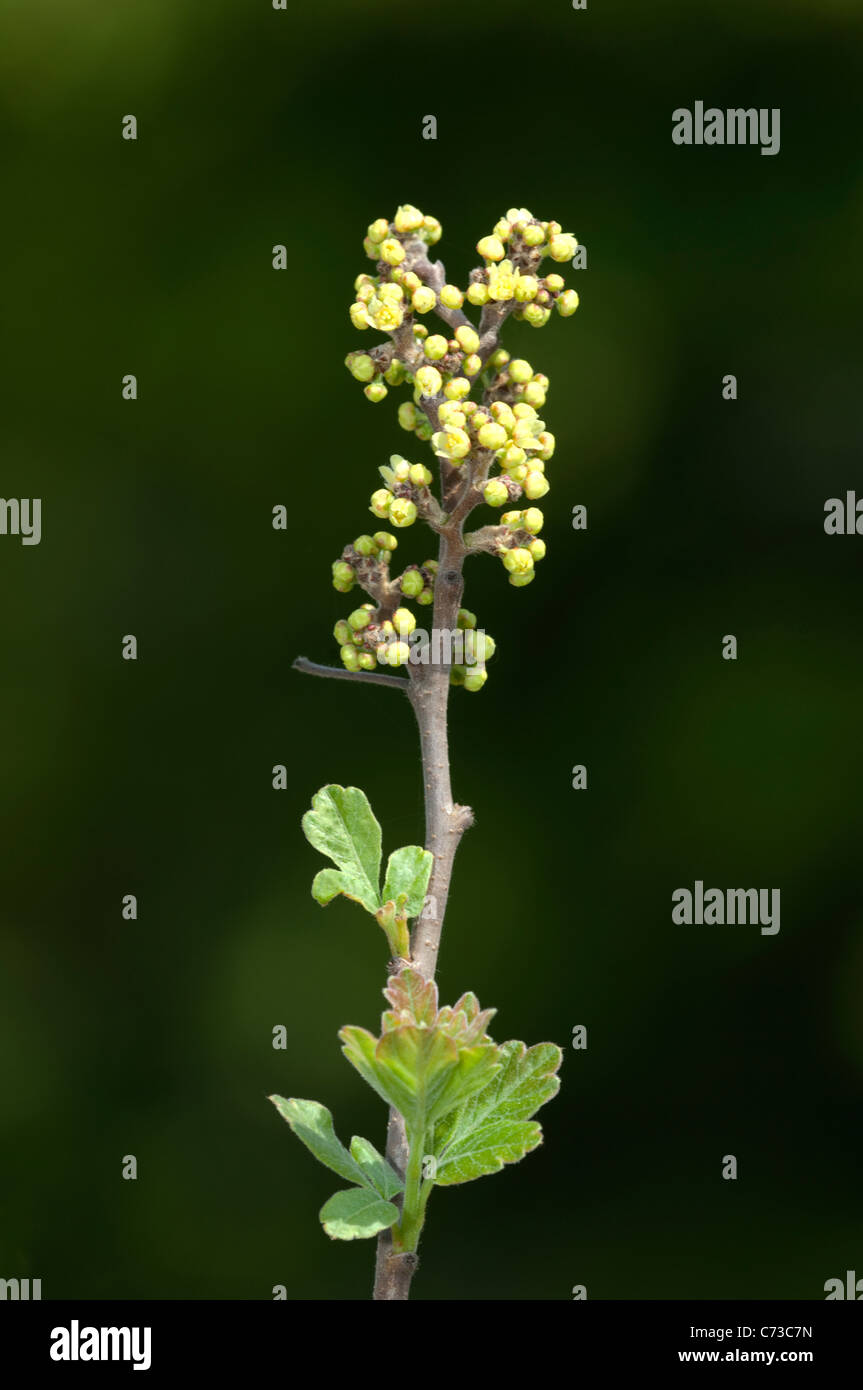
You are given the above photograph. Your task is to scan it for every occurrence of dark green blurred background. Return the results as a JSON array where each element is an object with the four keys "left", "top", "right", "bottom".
[{"left": 1, "top": 0, "right": 862, "bottom": 1300}]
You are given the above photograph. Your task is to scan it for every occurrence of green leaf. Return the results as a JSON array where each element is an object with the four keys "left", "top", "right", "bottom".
[
  {"left": 349, "top": 1136, "right": 404, "bottom": 1200},
  {"left": 319, "top": 1187, "right": 400, "bottom": 1240},
  {"left": 302, "top": 785, "right": 382, "bottom": 915},
  {"left": 382, "top": 846, "right": 433, "bottom": 920},
  {"left": 268, "top": 1096, "right": 371, "bottom": 1189},
  {"left": 430, "top": 1040, "right": 562, "bottom": 1186}
]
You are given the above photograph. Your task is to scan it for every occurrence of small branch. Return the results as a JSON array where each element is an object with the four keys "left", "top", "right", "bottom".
[{"left": 292, "top": 657, "right": 409, "bottom": 692}]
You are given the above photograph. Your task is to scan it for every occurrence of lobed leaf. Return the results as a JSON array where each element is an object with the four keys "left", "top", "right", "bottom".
[
  {"left": 433, "top": 1118, "right": 543, "bottom": 1186},
  {"left": 302, "top": 785, "right": 382, "bottom": 915},
  {"left": 382, "top": 846, "right": 434, "bottom": 920},
  {"left": 319, "top": 1187, "right": 399, "bottom": 1241}
]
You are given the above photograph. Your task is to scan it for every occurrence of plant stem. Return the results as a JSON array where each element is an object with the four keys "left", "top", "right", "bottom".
[{"left": 393, "top": 1129, "right": 427, "bottom": 1254}]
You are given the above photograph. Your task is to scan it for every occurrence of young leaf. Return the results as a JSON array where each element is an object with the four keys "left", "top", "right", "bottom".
[
  {"left": 430, "top": 1040, "right": 562, "bottom": 1186},
  {"left": 302, "top": 785, "right": 382, "bottom": 915},
  {"left": 382, "top": 845, "right": 433, "bottom": 920},
  {"left": 349, "top": 1135, "right": 404, "bottom": 1199},
  {"left": 319, "top": 1187, "right": 400, "bottom": 1241},
  {"left": 268, "top": 1096, "right": 371, "bottom": 1189}
]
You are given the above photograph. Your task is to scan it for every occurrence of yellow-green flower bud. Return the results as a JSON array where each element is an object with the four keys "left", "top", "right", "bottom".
[
  {"left": 416, "top": 588, "right": 434, "bottom": 606},
  {"left": 440, "top": 284, "right": 464, "bottom": 309},
  {"left": 537, "top": 431, "right": 555, "bottom": 460},
  {"left": 356, "top": 282, "right": 375, "bottom": 304},
  {"left": 412, "top": 286, "right": 437, "bottom": 314},
  {"left": 392, "top": 607, "right": 416, "bottom": 636},
  {"left": 409, "top": 463, "right": 433, "bottom": 487},
  {"left": 424, "top": 334, "right": 449, "bottom": 361},
  {"left": 545, "top": 273, "right": 565, "bottom": 292},
  {"left": 340, "top": 644, "right": 360, "bottom": 670},
  {"left": 508, "top": 359, "right": 533, "bottom": 384},
  {"left": 484, "top": 478, "right": 509, "bottom": 507},
  {"left": 493, "top": 217, "right": 511, "bottom": 240},
  {"left": 350, "top": 302, "right": 370, "bottom": 330},
  {"left": 368, "top": 218, "right": 390, "bottom": 243},
  {"left": 386, "top": 641, "right": 411, "bottom": 667},
  {"left": 513, "top": 274, "right": 539, "bottom": 303},
  {"left": 380, "top": 238, "right": 406, "bottom": 266},
  {"left": 509, "top": 463, "right": 529, "bottom": 483},
  {"left": 557, "top": 290, "right": 579, "bottom": 316},
  {"left": 501, "top": 509, "right": 521, "bottom": 528},
  {"left": 522, "top": 506, "right": 544, "bottom": 533},
  {"left": 438, "top": 402, "right": 466, "bottom": 427},
  {"left": 397, "top": 402, "right": 418, "bottom": 432},
  {"left": 334, "top": 619, "right": 352, "bottom": 645},
  {"left": 402, "top": 270, "right": 421, "bottom": 292},
  {"left": 354, "top": 534, "right": 377, "bottom": 556},
  {"left": 500, "top": 444, "right": 526, "bottom": 470},
  {"left": 384, "top": 360, "right": 407, "bottom": 387},
  {"left": 463, "top": 353, "right": 482, "bottom": 377},
  {"left": 357, "top": 651, "right": 377, "bottom": 671},
  {"left": 400, "top": 568, "right": 424, "bottom": 598},
  {"left": 370, "top": 488, "right": 394, "bottom": 518},
  {"left": 512, "top": 402, "right": 537, "bottom": 420},
  {"left": 346, "top": 353, "right": 376, "bottom": 382},
  {"left": 528, "top": 538, "right": 546, "bottom": 561},
  {"left": 463, "top": 667, "right": 488, "bottom": 692},
  {"left": 466, "top": 282, "right": 490, "bottom": 306},
  {"left": 455, "top": 324, "right": 480, "bottom": 354},
  {"left": 373, "top": 531, "right": 398, "bottom": 550},
  {"left": 392, "top": 458, "right": 412, "bottom": 482},
  {"left": 508, "top": 570, "right": 535, "bottom": 588},
  {"left": 378, "top": 281, "right": 404, "bottom": 303},
  {"left": 523, "top": 381, "right": 546, "bottom": 407},
  {"left": 394, "top": 203, "right": 424, "bottom": 234},
  {"left": 332, "top": 561, "right": 356, "bottom": 589},
  {"left": 490, "top": 400, "right": 515, "bottom": 427},
  {"left": 415, "top": 365, "right": 442, "bottom": 396},
  {"left": 457, "top": 608, "right": 477, "bottom": 630},
  {"left": 502, "top": 547, "right": 534, "bottom": 575},
  {"left": 364, "top": 381, "right": 388, "bottom": 403},
  {"left": 348, "top": 607, "right": 372, "bottom": 630},
  {"left": 389, "top": 498, "right": 418, "bottom": 528},
  {"left": 522, "top": 303, "right": 550, "bottom": 327},
  {"left": 524, "top": 471, "right": 550, "bottom": 500},
  {"left": 432, "top": 426, "right": 471, "bottom": 461},
  {"left": 549, "top": 233, "right": 578, "bottom": 262},
  {"left": 477, "top": 234, "right": 505, "bottom": 261},
  {"left": 422, "top": 215, "right": 442, "bottom": 244},
  {"left": 490, "top": 348, "right": 511, "bottom": 369},
  {"left": 444, "top": 377, "right": 471, "bottom": 401}
]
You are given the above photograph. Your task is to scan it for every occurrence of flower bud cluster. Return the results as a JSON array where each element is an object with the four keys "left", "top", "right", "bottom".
[{"left": 471, "top": 209, "right": 579, "bottom": 325}]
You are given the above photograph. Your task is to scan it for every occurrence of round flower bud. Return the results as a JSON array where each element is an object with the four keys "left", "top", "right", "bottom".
[
  {"left": 508, "top": 358, "right": 533, "bottom": 384},
  {"left": 457, "top": 608, "right": 477, "bottom": 630},
  {"left": 373, "top": 531, "right": 398, "bottom": 550},
  {"left": 455, "top": 325, "right": 480, "bottom": 354},
  {"left": 424, "top": 334, "right": 449, "bottom": 361},
  {"left": 398, "top": 402, "right": 418, "bottom": 431},
  {"left": 392, "top": 608, "right": 416, "bottom": 636},
  {"left": 477, "top": 632, "right": 496, "bottom": 660},
  {"left": 400, "top": 568, "right": 424, "bottom": 598},
  {"left": 522, "top": 304, "right": 550, "bottom": 327},
  {"left": 499, "top": 444, "right": 526, "bottom": 470},
  {"left": 537, "top": 431, "right": 556, "bottom": 460},
  {"left": 509, "top": 463, "right": 529, "bottom": 483},
  {"left": 548, "top": 233, "right": 578, "bottom": 262},
  {"left": 345, "top": 352, "right": 376, "bottom": 383},
  {"left": 380, "top": 238, "right": 406, "bottom": 266},
  {"left": 483, "top": 478, "right": 509, "bottom": 507},
  {"left": 389, "top": 498, "right": 418, "bottom": 528},
  {"left": 450, "top": 665, "right": 466, "bottom": 686},
  {"left": 439, "top": 284, "right": 464, "bottom": 309},
  {"left": 443, "top": 377, "right": 471, "bottom": 401},
  {"left": 523, "top": 381, "right": 546, "bottom": 407},
  {"left": 522, "top": 224, "right": 545, "bottom": 247},
  {"left": 513, "top": 274, "right": 539, "bottom": 303},
  {"left": 416, "top": 588, "right": 434, "bottom": 606},
  {"left": 367, "top": 218, "right": 390, "bottom": 243},
  {"left": 477, "top": 234, "right": 505, "bottom": 261},
  {"left": 493, "top": 217, "right": 511, "bottom": 240},
  {"left": 508, "top": 570, "right": 535, "bottom": 588},
  {"left": 528, "top": 538, "right": 547, "bottom": 561},
  {"left": 463, "top": 668, "right": 488, "bottom": 693},
  {"left": 402, "top": 270, "right": 421, "bottom": 292},
  {"left": 364, "top": 381, "right": 388, "bottom": 403},
  {"left": 501, "top": 510, "right": 521, "bottom": 528},
  {"left": 350, "top": 302, "right": 370, "bottom": 330},
  {"left": 490, "top": 400, "right": 515, "bottom": 426},
  {"left": 422, "top": 215, "right": 442, "bottom": 243},
  {"left": 522, "top": 507, "right": 544, "bottom": 534},
  {"left": 512, "top": 402, "right": 537, "bottom": 420},
  {"left": 353, "top": 534, "right": 377, "bottom": 556},
  {"left": 524, "top": 471, "right": 550, "bottom": 500},
  {"left": 415, "top": 365, "right": 442, "bottom": 397},
  {"left": 357, "top": 651, "right": 376, "bottom": 671},
  {"left": 412, "top": 286, "right": 437, "bottom": 314},
  {"left": 502, "top": 547, "right": 534, "bottom": 576},
  {"left": 340, "top": 644, "right": 360, "bottom": 671},
  {"left": 466, "top": 282, "right": 489, "bottom": 306},
  {"left": 557, "top": 289, "right": 580, "bottom": 316},
  {"left": 348, "top": 607, "right": 372, "bottom": 631},
  {"left": 333, "top": 619, "right": 352, "bottom": 645},
  {"left": 409, "top": 463, "right": 433, "bottom": 487},
  {"left": 415, "top": 418, "right": 433, "bottom": 441},
  {"left": 394, "top": 203, "right": 424, "bottom": 233},
  {"left": 384, "top": 360, "right": 407, "bottom": 387},
  {"left": 463, "top": 353, "right": 482, "bottom": 377},
  {"left": 545, "top": 273, "right": 565, "bottom": 292},
  {"left": 387, "top": 641, "right": 411, "bottom": 667},
  {"left": 490, "top": 349, "right": 511, "bottom": 369},
  {"left": 332, "top": 560, "right": 355, "bottom": 587},
  {"left": 438, "top": 404, "right": 466, "bottom": 429},
  {"left": 392, "top": 458, "right": 411, "bottom": 482},
  {"left": 370, "top": 488, "right": 394, "bottom": 518}
]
